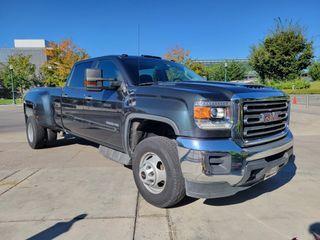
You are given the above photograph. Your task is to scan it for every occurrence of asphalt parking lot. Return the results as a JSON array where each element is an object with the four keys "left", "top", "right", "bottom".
[{"left": 0, "top": 105, "right": 319, "bottom": 240}]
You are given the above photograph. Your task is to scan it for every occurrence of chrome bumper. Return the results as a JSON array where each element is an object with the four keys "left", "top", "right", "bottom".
[{"left": 176, "top": 131, "right": 294, "bottom": 198}]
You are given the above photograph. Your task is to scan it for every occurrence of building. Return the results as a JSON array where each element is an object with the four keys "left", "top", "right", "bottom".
[
  {"left": 0, "top": 39, "right": 48, "bottom": 73},
  {"left": 0, "top": 39, "right": 48, "bottom": 98}
]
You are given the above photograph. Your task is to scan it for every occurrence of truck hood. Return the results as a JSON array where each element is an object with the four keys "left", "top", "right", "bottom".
[{"left": 150, "top": 81, "right": 286, "bottom": 100}]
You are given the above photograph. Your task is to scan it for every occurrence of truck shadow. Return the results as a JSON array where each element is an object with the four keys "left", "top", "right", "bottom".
[
  {"left": 309, "top": 222, "right": 320, "bottom": 240},
  {"left": 203, "top": 157, "right": 297, "bottom": 206},
  {"left": 49, "top": 136, "right": 297, "bottom": 208}
]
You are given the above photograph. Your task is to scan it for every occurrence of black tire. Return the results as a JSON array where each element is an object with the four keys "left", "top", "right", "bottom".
[
  {"left": 132, "top": 136, "right": 186, "bottom": 208},
  {"left": 26, "top": 116, "right": 46, "bottom": 149},
  {"left": 46, "top": 129, "right": 57, "bottom": 146}
]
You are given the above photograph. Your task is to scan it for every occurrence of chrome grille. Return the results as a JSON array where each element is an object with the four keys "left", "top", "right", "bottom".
[{"left": 242, "top": 99, "right": 289, "bottom": 144}]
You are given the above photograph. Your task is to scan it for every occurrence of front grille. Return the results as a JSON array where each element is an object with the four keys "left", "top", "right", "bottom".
[{"left": 242, "top": 99, "right": 289, "bottom": 144}]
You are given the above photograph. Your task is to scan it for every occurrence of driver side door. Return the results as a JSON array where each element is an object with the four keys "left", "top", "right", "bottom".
[{"left": 81, "top": 59, "right": 125, "bottom": 151}]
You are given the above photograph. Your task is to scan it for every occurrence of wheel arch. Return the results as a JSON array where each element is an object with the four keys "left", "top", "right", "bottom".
[{"left": 124, "top": 113, "right": 180, "bottom": 155}]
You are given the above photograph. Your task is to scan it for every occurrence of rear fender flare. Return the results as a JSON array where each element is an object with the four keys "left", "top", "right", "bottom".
[{"left": 23, "top": 92, "right": 56, "bottom": 129}]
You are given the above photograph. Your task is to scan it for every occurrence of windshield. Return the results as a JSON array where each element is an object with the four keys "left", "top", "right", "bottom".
[{"left": 122, "top": 58, "right": 205, "bottom": 85}]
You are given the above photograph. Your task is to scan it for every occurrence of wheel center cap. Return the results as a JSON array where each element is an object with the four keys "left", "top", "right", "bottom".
[{"left": 139, "top": 152, "right": 167, "bottom": 194}]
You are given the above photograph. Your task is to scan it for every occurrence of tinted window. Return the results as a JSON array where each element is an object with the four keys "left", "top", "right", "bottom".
[
  {"left": 97, "top": 60, "right": 123, "bottom": 87},
  {"left": 68, "top": 61, "right": 93, "bottom": 88},
  {"left": 122, "top": 58, "right": 204, "bottom": 85},
  {"left": 98, "top": 60, "right": 123, "bottom": 79}
]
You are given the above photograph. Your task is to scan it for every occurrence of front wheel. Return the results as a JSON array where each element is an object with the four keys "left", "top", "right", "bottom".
[{"left": 132, "top": 136, "right": 185, "bottom": 208}]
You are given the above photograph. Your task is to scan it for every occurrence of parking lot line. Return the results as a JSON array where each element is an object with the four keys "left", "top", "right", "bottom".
[{"left": 0, "top": 168, "right": 40, "bottom": 196}]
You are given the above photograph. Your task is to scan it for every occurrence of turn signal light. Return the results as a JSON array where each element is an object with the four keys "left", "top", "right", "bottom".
[{"left": 194, "top": 106, "right": 211, "bottom": 119}]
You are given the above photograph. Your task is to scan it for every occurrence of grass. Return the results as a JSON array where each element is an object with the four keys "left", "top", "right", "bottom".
[
  {"left": 0, "top": 98, "right": 23, "bottom": 105},
  {"left": 284, "top": 81, "right": 320, "bottom": 94}
]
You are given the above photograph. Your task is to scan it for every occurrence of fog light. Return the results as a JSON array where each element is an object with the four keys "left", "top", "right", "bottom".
[{"left": 204, "top": 153, "right": 231, "bottom": 175}]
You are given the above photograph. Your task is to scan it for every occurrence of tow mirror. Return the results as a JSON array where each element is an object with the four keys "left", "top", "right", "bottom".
[{"left": 84, "top": 68, "right": 121, "bottom": 91}]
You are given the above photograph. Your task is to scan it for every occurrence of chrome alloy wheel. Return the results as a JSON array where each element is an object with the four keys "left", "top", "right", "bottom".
[
  {"left": 27, "top": 122, "right": 34, "bottom": 143},
  {"left": 139, "top": 152, "right": 167, "bottom": 194}
]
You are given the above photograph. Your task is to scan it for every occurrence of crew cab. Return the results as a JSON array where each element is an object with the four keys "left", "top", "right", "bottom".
[{"left": 24, "top": 55, "right": 294, "bottom": 207}]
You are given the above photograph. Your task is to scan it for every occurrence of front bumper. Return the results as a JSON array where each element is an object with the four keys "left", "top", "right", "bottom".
[{"left": 176, "top": 131, "right": 294, "bottom": 198}]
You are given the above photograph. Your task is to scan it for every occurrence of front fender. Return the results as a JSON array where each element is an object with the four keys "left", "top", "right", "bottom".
[{"left": 128, "top": 94, "right": 192, "bottom": 135}]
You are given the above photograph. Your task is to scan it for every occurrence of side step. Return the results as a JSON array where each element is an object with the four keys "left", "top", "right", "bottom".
[{"left": 99, "top": 145, "right": 131, "bottom": 165}]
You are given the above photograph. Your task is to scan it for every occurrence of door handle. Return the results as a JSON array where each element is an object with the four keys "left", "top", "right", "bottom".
[{"left": 84, "top": 96, "right": 93, "bottom": 100}]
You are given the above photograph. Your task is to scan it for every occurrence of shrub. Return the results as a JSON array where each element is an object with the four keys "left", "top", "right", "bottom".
[
  {"left": 283, "top": 81, "right": 320, "bottom": 94},
  {"left": 206, "top": 61, "right": 247, "bottom": 81},
  {"left": 266, "top": 78, "right": 310, "bottom": 90},
  {"left": 309, "top": 62, "right": 320, "bottom": 81}
]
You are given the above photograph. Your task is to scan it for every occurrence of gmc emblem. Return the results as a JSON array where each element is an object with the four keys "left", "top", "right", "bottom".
[{"left": 263, "top": 112, "right": 281, "bottom": 123}]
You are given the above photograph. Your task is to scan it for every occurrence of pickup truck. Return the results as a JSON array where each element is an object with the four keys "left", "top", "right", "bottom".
[{"left": 24, "top": 55, "right": 294, "bottom": 208}]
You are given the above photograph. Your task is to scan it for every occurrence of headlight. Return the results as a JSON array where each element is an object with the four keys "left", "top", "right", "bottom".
[{"left": 194, "top": 100, "right": 232, "bottom": 129}]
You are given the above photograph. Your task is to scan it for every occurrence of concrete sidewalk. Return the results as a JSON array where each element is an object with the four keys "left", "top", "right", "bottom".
[{"left": 0, "top": 106, "right": 319, "bottom": 240}]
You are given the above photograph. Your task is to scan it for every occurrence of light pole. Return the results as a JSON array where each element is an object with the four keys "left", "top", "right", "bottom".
[
  {"left": 9, "top": 64, "right": 15, "bottom": 104},
  {"left": 224, "top": 62, "right": 228, "bottom": 82}
]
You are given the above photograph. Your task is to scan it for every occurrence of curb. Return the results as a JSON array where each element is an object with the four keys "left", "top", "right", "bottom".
[{"left": 0, "top": 104, "right": 23, "bottom": 110}]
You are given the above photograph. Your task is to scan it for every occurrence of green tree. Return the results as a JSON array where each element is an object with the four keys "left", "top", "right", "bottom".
[
  {"left": 41, "top": 39, "right": 89, "bottom": 87},
  {"left": 226, "top": 61, "right": 247, "bottom": 81},
  {"left": 309, "top": 62, "right": 320, "bottom": 81},
  {"left": 206, "top": 64, "right": 224, "bottom": 81},
  {"left": 0, "top": 54, "right": 36, "bottom": 96},
  {"left": 206, "top": 61, "right": 247, "bottom": 81},
  {"left": 249, "top": 19, "right": 313, "bottom": 82}
]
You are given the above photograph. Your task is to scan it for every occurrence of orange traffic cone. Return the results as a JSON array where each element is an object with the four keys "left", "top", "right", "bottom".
[{"left": 292, "top": 96, "right": 297, "bottom": 105}]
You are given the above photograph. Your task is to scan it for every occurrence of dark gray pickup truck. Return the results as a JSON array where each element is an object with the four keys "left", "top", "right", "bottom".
[{"left": 24, "top": 55, "right": 294, "bottom": 207}]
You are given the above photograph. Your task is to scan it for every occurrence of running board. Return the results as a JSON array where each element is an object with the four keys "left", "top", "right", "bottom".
[{"left": 99, "top": 145, "right": 131, "bottom": 165}]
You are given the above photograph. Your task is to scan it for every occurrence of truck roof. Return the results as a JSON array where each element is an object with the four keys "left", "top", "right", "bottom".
[{"left": 76, "top": 54, "right": 163, "bottom": 64}]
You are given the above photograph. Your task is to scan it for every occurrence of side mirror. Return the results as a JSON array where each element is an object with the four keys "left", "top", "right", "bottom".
[{"left": 84, "top": 68, "right": 121, "bottom": 91}]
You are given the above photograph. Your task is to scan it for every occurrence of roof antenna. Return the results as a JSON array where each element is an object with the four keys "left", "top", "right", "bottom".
[
  {"left": 137, "top": 23, "right": 141, "bottom": 85},
  {"left": 137, "top": 23, "right": 140, "bottom": 56}
]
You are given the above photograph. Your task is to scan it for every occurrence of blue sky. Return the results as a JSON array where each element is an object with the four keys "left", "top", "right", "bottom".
[{"left": 1, "top": 0, "right": 319, "bottom": 59}]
